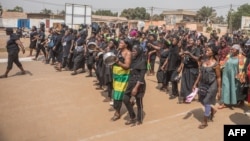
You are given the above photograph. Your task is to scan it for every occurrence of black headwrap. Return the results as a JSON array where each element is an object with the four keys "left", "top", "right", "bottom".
[
  {"left": 131, "top": 45, "right": 147, "bottom": 70},
  {"left": 208, "top": 44, "right": 218, "bottom": 56}
]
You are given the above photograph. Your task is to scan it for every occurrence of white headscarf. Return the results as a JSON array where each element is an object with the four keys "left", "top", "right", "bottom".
[{"left": 232, "top": 44, "right": 242, "bottom": 53}]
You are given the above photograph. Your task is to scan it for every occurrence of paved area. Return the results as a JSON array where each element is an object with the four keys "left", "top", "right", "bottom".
[{"left": 0, "top": 57, "right": 249, "bottom": 141}]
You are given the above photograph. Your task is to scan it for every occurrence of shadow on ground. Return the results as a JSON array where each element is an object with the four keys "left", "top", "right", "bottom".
[
  {"left": 182, "top": 108, "right": 204, "bottom": 122},
  {"left": 229, "top": 112, "right": 250, "bottom": 125}
]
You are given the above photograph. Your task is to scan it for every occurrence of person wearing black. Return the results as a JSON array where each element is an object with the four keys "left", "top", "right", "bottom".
[
  {"left": 28, "top": 26, "right": 38, "bottom": 57},
  {"left": 103, "top": 40, "right": 118, "bottom": 102},
  {"left": 33, "top": 28, "right": 46, "bottom": 61},
  {"left": 68, "top": 29, "right": 78, "bottom": 70},
  {"left": 46, "top": 28, "right": 56, "bottom": 64},
  {"left": 146, "top": 33, "right": 157, "bottom": 75},
  {"left": 148, "top": 40, "right": 169, "bottom": 91},
  {"left": 71, "top": 32, "right": 86, "bottom": 75},
  {"left": 123, "top": 44, "right": 147, "bottom": 125},
  {"left": 53, "top": 29, "right": 64, "bottom": 71},
  {"left": 62, "top": 28, "right": 74, "bottom": 70},
  {"left": 179, "top": 38, "right": 201, "bottom": 102},
  {"left": 0, "top": 28, "right": 26, "bottom": 78},
  {"left": 161, "top": 36, "right": 181, "bottom": 99}
]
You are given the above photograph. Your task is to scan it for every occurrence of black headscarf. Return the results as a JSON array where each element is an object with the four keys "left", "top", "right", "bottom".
[{"left": 131, "top": 45, "right": 147, "bottom": 70}]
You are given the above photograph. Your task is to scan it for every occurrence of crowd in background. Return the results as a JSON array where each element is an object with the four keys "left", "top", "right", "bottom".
[{"left": 9, "top": 21, "right": 250, "bottom": 128}]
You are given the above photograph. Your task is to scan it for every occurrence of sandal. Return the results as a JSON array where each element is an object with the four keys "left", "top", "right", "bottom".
[
  {"left": 218, "top": 104, "right": 227, "bottom": 109},
  {"left": 137, "top": 121, "right": 143, "bottom": 125},
  {"left": 125, "top": 118, "right": 136, "bottom": 125},
  {"left": 95, "top": 87, "right": 104, "bottom": 90},
  {"left": 111, "top": 114, "right": 120, "bottom": 121},
  {"left": 0, "top": 74, "right": 7, "bottom": 78},
  {"left": 198, "top": 124, "right": 208, "bottom": 129}
]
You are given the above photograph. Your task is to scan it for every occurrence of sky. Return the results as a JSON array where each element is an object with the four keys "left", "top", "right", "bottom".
[{"left": 1, "top": 0, "right": 250, "bottom": 17}]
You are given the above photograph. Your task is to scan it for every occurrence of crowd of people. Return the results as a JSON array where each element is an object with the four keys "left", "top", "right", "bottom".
[{"left": 2, "top": 21, "right": 250, "bottom": 128}]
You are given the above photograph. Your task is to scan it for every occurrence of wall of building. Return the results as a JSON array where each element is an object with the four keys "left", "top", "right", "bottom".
[
  {"left": 164, "top": 15, "right": 183, "bottom": 24},
  {"left": 0, "top": 18, "right": 64, "bottom": 30},
  {"left": 0, "top": 18, "right": 18, "bottom": 28}
]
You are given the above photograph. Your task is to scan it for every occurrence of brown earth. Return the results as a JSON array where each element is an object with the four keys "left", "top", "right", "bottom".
[{"left": 0, "top": 55, "right": 249, "bottom": 141}]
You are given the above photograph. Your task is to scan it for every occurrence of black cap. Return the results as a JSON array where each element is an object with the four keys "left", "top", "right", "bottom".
[{"left": 5, "top": 28, "right": 13, "bottom": 32}]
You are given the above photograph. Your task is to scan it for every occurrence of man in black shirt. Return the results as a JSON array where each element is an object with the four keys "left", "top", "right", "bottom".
[{"left": 0, "top": 28, "right": 26, "bottom": 78}]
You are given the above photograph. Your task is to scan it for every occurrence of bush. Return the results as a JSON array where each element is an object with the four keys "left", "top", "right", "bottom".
[
  {"left": 217, "top": 28, "right": 221, "bottom": 34},
  {"left": 206, "top": 27, "right": 212, "bottom": 33}
]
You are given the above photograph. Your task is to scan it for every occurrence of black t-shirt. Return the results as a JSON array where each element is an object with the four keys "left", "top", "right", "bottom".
[
  {"left": 147, "top": 41, "right": 157, "bottom": 59},
  {"left": 37, "top": 31, "right": 45, "bottom": 43},
  {"left": 183, "top": 46, "right": 200, "bottom": 68},
  {"left": 30, "top": 31, "right": 38, "bottom": 46},
  {"left": 6, "top": 33, "right": 19, "bottom": 52},
  {"left": 167, "top": 45, "right": 181, "bottom": 71}
]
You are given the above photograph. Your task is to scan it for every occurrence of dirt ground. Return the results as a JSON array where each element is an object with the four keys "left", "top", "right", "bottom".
[{"left": 0, "top": 54, "right": 249, "bottom": 141}]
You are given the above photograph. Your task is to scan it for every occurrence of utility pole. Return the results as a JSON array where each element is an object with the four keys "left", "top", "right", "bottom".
[
  {"left": 150, "top": 6, "right": 154, "bottom": 25},
  {"left": 229, "top": 4, "right": 233, "bottom": 34}
]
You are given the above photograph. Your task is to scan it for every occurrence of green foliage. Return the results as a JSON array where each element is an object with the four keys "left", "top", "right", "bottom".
[
  {"left": 59, "top": 10, "right": 65, "bottom": 15},
  {"left": 151, "top": 14, "right": 164, "bottom": 21},
  {"left": 120, "top": 7, "right": 150, "bottom": 20},
  {"left": 214, "top": 16, "right": 225, "bottom": 24},
  {"left": 196, "top": 6, "right": 217, "bottom": 22},
  {"left": 228, "top": 4, "right": 250, "bottom": 30},
  {"left": 217, "top": 28, "right": 221, "bottom": 34},
  {"left": 92, "top": 10, "right": 118, "bottom": 17},
  {"left": 40, "top": 8, "right": 53, "bottom": 14},
  {"left": 206, "top": 27, "right": 212, "bottom": 33},
  {"left": 7, "top": 6, "right": 23, "bottom": 12}
]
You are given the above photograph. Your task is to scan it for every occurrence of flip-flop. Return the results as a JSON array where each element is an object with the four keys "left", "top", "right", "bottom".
[
  {"left": 218, "top": 105, "right": 227, "bottom": 109},
  {"left": 0, "top": 75, "right": 7, "bottom": 78},
  {"left": 111, "top": 115, "right": 120, "bottom": 121},
  {"left": 198, "top": 124, "right": 208, "bottom": 129}
]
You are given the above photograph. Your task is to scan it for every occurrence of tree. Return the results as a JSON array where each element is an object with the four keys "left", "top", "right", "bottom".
[
  {"left": 151, "top": 14, "right": 164, "bottom": 21},
  {"left": 92, "top": 10, "right": 118, "bottom": 17},
  {"left": 196, "top": 6, "right": 217, "bottom": 23},
  {"left": 228, "top": 4, "right": 250, "bottom": 30},
  {"left": 0, "top": 3, "right": 3, "bottom": 16},
  {"left": 40, "top": 8, "right": 53, "bottom": 14},
  {"left": 120, "top": 7, "right": 150, "bottom": 20},
  {"left": 7, "top": 6, "right": 23, "bottom": 12},
  {"left": 214, "top": 16, "right": 225, "bottom": 24},
  {"left": 59, "top": 10, "right": 65, "bottom": 15}
]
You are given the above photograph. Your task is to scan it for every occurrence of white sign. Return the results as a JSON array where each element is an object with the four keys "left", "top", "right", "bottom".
[
  {"left": 241, "top": 16, "right": 250, "bottom": 30},
  {"left": 65, "top": 3, "right": 92, "bottom": 28}
]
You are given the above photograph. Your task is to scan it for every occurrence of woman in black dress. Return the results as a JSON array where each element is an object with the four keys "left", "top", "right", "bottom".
[
  {"left": 0, "top": 28, "right": 26, "bottom": 78},
  {"left": 123, "top": 44, "right": 147, "bottom": 125},
  {"left": 180, "top": 38, "right": 201, "bottom": 101}
]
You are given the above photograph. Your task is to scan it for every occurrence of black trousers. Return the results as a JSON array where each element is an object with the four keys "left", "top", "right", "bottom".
[
  {"left": 73, "top": 53, "right": 84, "bottom": 71},
  {"left": 7, "top": 50, "right": 22, "bottom": 70},
  {"left": 48, "top": 48, "right": 56, "bottom": 63},
  {"left": 150, "top": 58, "right": 156, "bottom": 72},
  {"left": 166, "top": 70, "right": 179, "bottom": 96},
  {"left": 107, "top": 82, "right": 112, "bottom": 98},
  {"left": 123, "top": 95, "right": 143, "bottom": 122},
  {"left": 68, "top": 53, "right": 74, "bottom": 70},
  {"left": 113, "top": 100, "right": 122, "bottom": 113},
  {"left": 35, "top": 43, "right": 46, "bottom": 59}
]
